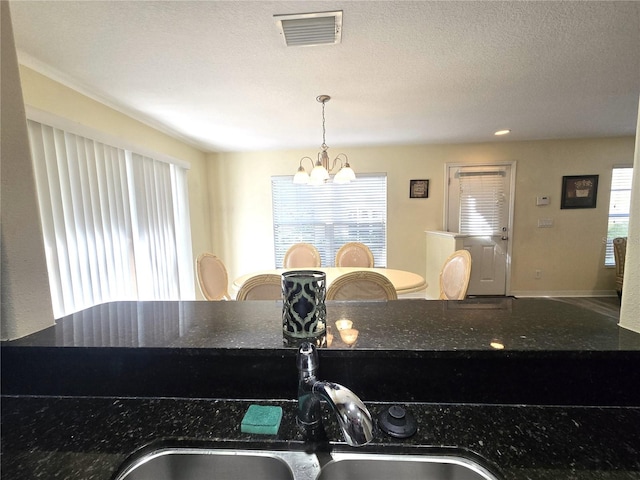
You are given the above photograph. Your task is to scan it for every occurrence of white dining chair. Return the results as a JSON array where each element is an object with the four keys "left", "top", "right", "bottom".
[
  {"left": 196, "top": 253, "right": 231, "bottom": 300},
  {"left": 283, "top": 243, "right": 322, "bottom": 268},
  {"left": 236, "top": 274, "right": 282, "bottom": 301},
  {"left": 438, "top": 250, "right": 472, "bottom": 300},
  {"left": 335, "top": 242, "right": 374, "bottom": 267},
  {"left": 326, "top": 271, "right": 397, "bottom": 301}
]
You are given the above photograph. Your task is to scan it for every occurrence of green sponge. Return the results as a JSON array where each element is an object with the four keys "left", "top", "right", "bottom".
[{"left": 240, "top": 405, "right": 283, "bottom": 435}]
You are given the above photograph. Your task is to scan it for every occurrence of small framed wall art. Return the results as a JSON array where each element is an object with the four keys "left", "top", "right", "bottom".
[
  {"left": 560, "top": 174, "right": 599, "bottom": 209},
  {"left": 410, "top": 179, "right": 429, "bottom": 198}
]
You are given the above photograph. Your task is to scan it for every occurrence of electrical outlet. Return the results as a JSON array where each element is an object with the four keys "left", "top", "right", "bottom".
[{"left": 535, "top": 269, "right": 542, "bottom": 279}]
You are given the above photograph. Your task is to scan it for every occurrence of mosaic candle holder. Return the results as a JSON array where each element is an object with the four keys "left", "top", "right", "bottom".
[{"left": 282, "top": 270, "right": 326, "bottom": 338}]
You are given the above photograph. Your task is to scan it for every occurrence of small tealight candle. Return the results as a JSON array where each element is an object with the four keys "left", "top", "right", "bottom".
[
  {"left": 335, "top": 319, "right": 353, "bottom": 331},
  {"left": 339, "top": 328, "right": 359, "bottom": 345}
]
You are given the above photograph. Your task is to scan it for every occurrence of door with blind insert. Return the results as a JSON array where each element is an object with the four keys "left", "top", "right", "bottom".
[{"left": 446, "top": 163, "right": 514, "bottom": 296}]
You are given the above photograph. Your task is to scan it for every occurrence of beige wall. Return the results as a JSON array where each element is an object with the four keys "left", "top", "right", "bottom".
[
  {"left": 210, "top": 138, "right": 634, "bottom": 296},
  {"left": 19, "top": 65, "right": 213, "bottom": 298},
  {"left": 1, "top": 2, "right": 54, "bottom": 339},
  {"left": 17, "top": 64, "right": 635, "bottom": 304}
]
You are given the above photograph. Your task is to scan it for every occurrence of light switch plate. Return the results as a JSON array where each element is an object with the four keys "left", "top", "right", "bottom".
[
  {"left": 538, "top": 218, "right": 553, "bottom": 228},
  {"left": 536, "top": 196, "right": 550, "bottom": 206}
]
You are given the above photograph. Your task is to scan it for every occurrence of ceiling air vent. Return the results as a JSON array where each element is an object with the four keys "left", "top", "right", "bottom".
[{"left": 274, "top": 11, "right": 342, "bottom": 47}]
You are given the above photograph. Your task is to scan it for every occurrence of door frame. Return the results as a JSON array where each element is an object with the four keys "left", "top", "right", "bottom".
[{"left": 444, "top": 161, "right": 517, "bottom": 296}]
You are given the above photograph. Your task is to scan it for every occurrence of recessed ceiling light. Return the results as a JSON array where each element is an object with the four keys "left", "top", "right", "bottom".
[{"left": 494, "top": 129, "right": 511, "bottom": 136}]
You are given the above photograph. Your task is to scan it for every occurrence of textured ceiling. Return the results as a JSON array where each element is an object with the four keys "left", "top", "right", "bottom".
[{"left": 9, "top": 1, "right": 640, "bottom": 153}]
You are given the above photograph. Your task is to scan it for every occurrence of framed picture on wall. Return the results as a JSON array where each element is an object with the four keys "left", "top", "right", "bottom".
[
  {"left": 560, "top": 175, "right": 599, "bottom": 209},
  {"left": 410, "top": 179, "right": 429, "bottom": 198}
]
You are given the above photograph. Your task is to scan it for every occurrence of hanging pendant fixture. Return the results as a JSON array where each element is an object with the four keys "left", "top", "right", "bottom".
[{"left": 293, "top": 95, "right": 356, "bottom": 185}]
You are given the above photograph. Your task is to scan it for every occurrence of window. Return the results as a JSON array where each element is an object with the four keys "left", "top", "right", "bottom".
[
  {"left": 457, "top": 169, "right": 508, "bottom": 235},
  {"left": 272, "top": 174, "right": 387, "bottom": 267},
  {"left": 27, "top": 119, "right": 194, "bottom": 318},
  {"left": 605, "top": 166, "right": 633, "bottom": 266}
]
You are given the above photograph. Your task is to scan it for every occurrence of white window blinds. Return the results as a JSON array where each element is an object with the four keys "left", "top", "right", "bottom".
[
  {"left": 28, "top": 120, "right": 194, "bottom": 318},
  {"left": 605, "top": 166, "right": 633, "bottom": 266},
  {"left": 457, "top": 170, "right": 507, "bottom": 235},
  {"left": 272, "top": 174, "right": 387, "bottom": 267}
]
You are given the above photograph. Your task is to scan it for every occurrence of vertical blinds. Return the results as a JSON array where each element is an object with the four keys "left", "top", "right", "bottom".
[
  {"left": 272, "top": 174, "right": 387, "bottom": 267},
  {"left": 28, "top": 120, "right": 194, "bottom": 318},
  {"left": 457, "top": 170, "right": 507, "bottom": 235}
]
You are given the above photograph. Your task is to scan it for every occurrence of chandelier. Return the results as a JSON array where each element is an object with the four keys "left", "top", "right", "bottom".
[{"left": 293, "top": 95, "right": 356, "bottom": 185}]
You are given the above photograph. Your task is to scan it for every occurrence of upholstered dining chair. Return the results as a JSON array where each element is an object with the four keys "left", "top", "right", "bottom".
[
  {"left": 196, "top": 253, "right": 231, "bottom": 300},
  {"left": 334, "top": 242, "right": 375, "bottom": 267},
  {"left": 439, "top": 249, "right": 472, "bottom": 300},
  {"left": 236, "top": 274, "right": 282, "bottom": 301},
  {"left": 613, "top": 237, "right": 627, "bottom": 299},
  {"left": 283, "top": 243, "right": 322, "bottom": 268},
  {"left": 326, "top": 271, "right": 397, "bottom": 301}
]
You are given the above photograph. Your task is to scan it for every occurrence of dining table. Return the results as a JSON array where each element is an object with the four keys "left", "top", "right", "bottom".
[{"left": 232, "top": 267, "right": 427, "bottom": 298}]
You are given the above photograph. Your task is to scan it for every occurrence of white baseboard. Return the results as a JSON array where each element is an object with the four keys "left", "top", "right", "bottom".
[{"left": 510, "top": 290, "right": 618, "bottom": 298}]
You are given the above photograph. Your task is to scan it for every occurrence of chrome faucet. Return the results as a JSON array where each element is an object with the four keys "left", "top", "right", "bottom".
[{"left": 296, "top": 342, "right": 373, "bottom": 447}]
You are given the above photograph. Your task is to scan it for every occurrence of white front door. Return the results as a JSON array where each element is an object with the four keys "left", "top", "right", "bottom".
[{"left": 446, "top": 163, "right": 515, "bottom": 296}]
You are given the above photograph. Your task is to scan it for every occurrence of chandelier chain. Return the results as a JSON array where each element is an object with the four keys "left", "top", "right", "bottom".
[{"left": 321, "top": 100, "right": 327, "bottom": 150}]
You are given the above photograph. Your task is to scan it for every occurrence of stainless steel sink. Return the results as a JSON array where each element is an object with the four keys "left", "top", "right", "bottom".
[
  {"left": 317, "top": 452, "right": 499, "bottom": 480},
  {"left": 114, "top": 448, "right": 499, "bottom": 480},
  {"left": 114, "top": 448, "right": 318, "bottom": 480}
]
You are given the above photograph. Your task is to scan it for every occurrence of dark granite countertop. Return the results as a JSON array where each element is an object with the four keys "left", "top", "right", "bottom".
[
  {"left": 2, "top": 298, "right": 640, "bottom": 479},
  {"left": 5, "top": 298, "right": 638, "bottom": 351},
  {"left": 3, "top": 299, "right": 640, "bottom": 405},
  {"left": 2, "top": 396, "right": 640, "bottom": 480}
]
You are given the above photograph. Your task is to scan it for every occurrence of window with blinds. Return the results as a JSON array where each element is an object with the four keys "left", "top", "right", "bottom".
[
  {"left": 27, "top": 119, "right": 194, "bottom": 318},
  {"left": 457, "top": 170, "right": 507, "bottom": 235},
  {"left": 272, "top": 174, "right": 387, "bottom": 267},
  {"left": 605, "top": 166, "right": 633, "bottom": 266}
]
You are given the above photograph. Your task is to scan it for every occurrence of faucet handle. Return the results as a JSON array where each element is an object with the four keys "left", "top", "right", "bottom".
[{"left": 297, "top": 342, "right": 319, "bottom": 373}]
